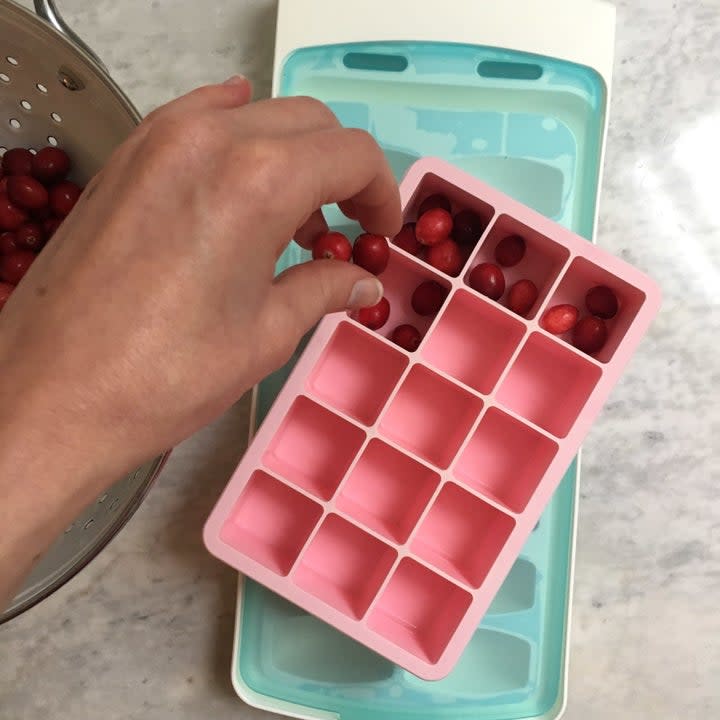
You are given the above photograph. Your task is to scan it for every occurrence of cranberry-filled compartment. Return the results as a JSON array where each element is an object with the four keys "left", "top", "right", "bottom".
[
  {"left": 411, "top": 483, "right": 515, "bottom": 589},
  {"left": 368, "top": 251, "right": 452, "bottom": 346},
  {"left": 496, "top": 333, "right": 602, "bottom": 438},
  {"left": 464, "top": 214, "right": 570, "bottom": 318},
  {"left": 336, "top": 439, "right": 440, "bottom": 544},
  {"left": 454, "top": 408, "right": 558, "bottom": 513},
  {"left": 423, "top": 290, "right": 526, "bottom": 394},
  {"left": 294, "top": 514, "right": 396, "bottom": 620},
  {"left": 220, "top": 471, "right": 322, "bottom": 576},
  {"left": 544, "top": 256, "right": 647, "bottom": 362},
  {"left": 307, "top": 322, "right": 407, "bottom": 425},
  {"left": 379, "top": 365, "right": 483, "bottom": 469},
  {"left": 263, "top": 396, "right": 365, "bottom": 500},
  {"left": 367, "top": 558, "right": 472, "bottom": 663}
]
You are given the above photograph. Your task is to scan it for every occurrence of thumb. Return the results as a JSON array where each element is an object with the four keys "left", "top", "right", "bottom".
[{"left": 270, "top": 259, "right": 383, "bottom": 338}]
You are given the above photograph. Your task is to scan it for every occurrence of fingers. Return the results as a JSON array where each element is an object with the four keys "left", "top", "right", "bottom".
[
  {"left": 267, "top": 259, "right": 383, "bottom": 345},
  {"left": 229, "top": 96, "right": 341, "bottom": 137},
  {"left": 293, "top": 209, "right": 328, "bottom": 250},
  {"left": 283, "top": 128, "right": 402, "bottom": 240}
]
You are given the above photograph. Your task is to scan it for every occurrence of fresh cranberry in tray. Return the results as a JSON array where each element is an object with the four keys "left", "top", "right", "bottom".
[
  {"left": 507, "top": 279, "right": 538, "bottom": 317},
  {"left": 586, "top": 285, "right": 618, "bottom": 319},
  {"left": 468, "top": 262, "right": 505, "bottom": 300},
  {"left": 494, "top": 234, "right": 526, "bottom": 267},
  {"left": 411, "top": 280, "right": 447, "bottom": 316},
  {"left": 540, "top": 304, "right": 579, "bottom": 335},
  {"left": 356, "top": 297, "right": 390, "bottom": 330},
  {"left": 352, "top": 233, "right": 389, "bottom": 275},
  {"left": 416, "top": 208, "right": 452, "bottom": 247},
  {"left": 452, "top": 209, "right": 486, "bottom": 246},
  {"left": 426, "top": 238, "right": 463, "bottom": 276},
  {"left": 391, "top": 324, "right": 422, "bottom": 352},
  {"left": 417, "top": 193, "right": 451, "bottom": 216},
  {"left": 393, "top": 223, "right": 421, "bottom": 256},
  {"left": 312, "top": 231, "right": 352, "bottom": 261},
  {"left": 573, "top": 316, "right": 608, "bottom": 354}
]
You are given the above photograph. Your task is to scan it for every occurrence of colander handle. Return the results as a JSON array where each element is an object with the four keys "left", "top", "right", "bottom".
[{"left": 33, "top": 0, "right": 108, "bottom": 72}]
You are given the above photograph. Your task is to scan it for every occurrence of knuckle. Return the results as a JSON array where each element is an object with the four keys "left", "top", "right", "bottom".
[
  {"left": 241, "top": 139, "right": 290, "bottom": 203},
  {"left": 288, "top": 96, "right": 338, "bottom": 126}
]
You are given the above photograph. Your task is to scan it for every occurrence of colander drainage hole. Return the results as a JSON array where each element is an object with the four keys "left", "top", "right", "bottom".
[
  {"left": 6, "top": 56, "right": 18, "bottom": 66},
  {"left": 0, "top": 73, "right": 9, "bottom": 83},
  {"left": 9, "top": 118, "right": 21, "bottom": 129},
  {"left": 36, "top": 82, "right": 48, "bottom": 93},
  {"left": 20, "top": 99, "right": 31, "bottom": 111}
]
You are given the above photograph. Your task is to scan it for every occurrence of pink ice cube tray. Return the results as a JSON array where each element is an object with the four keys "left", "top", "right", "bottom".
[{"left": 204, "top": 158, "right": 661, "bottom": 680}]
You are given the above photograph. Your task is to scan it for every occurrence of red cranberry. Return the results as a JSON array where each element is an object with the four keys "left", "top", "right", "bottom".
[
  {"left": 418, "top": 193, "right": 451, "bottom": 216},
  {"left": 49, "top": 180, "right": 82, "bottom": 217},
  {"left": 572, "top": 316, "right": 608, "bottom": 354},
  {"left": 585, "top": 285, "right": 618, "bottom": 319},
  {"left": 426, "top": 238, "right": 463, "bottom": 276},
  {"left": 540, "top": 304, "right": 579, "bottom": 334},
  {"left": 16, "top": 222, "right": 46, "bottom": 252},
  {"left": 452, "top": 209, "right": 486, "bottom": 245},
  {"left": 391, "top": 324, "right": 422, "bottom": 351},
  {"left": 411, "top": 280, "right": 447, "bottom": 316},
  {"left": 0, "top": 231, "right": 18, "bottom": 254},
  {"left": 468, "top": 262, "right": 505, "bottom": 300},
  {"left": 416, "top": 208, "right": 452, "bottom": 246},
  {"left": 2, "top": 148, "right": 33, "bottom": 176},
  {"left": 352, "top": 233, "right": 389, "bottom": 275},
  {"left": 0, "top": 250, "right": 35, "bottom": 284},
  {"left": 0, "top": 193, "right": 28, "bottom": 230},
  {"left": 356, "top": 297, "right": 390, "bottom": 330},
  {"left": 312, "top": 231, "right": 352, "bottom": 261},
  {"left": 494, "top": 234, "right": 526, "bottom": 267},
  {"left": 507, "top": 279, "right": 539, "bottom": 317},
  {"left": 32, "top": 146, "right": 71, "bottom": 185},
  {"left": 7, "top": 175, "right": 49, "bottom": 210},
  {"left": 43, "top": 217, "right": 63, "bottom": 237},
  {"left": 393, "top": 223, "right": 421, "bottom": 256}
]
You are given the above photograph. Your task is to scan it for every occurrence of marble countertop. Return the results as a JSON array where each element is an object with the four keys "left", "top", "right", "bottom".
[{"left": 1, "top": 0, "right": 718, "bottom": 718}]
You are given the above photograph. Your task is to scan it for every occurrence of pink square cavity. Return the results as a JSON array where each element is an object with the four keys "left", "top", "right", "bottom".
[{"left": 204, "top": 158, "right": 661, "bottom": 680}]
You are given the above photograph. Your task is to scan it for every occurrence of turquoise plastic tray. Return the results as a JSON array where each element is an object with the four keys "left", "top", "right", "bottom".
[{"left": 234, "top": 41, "right": 607, "bottom": 719}]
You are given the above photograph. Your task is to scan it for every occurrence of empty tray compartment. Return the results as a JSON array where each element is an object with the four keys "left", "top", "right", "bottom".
[
  {"left": 307, "top": 321, "right": 407, "bottom": 424},
  {"left": 220, "top": 471, "right": 322, "bottom": 575},
  {"left": 423, "top": 289, "right": 525, "bottom": 394},
  {"left": 368, "top": 558, "right": 472, "bottom": 663},
  {"left": 496, "top": 333, "right": 602, "bottom": 438},
  {"left": 411, "top": 483, "right": 515, "bottom": 588},
  {"left": 336, "top": 439, "right": 439, "bottom": 544},
  {"left": 544, "top": 256, "right": 647, "bottom": 362},
  {"left": 294, "top": 514, "right": 396, "bottom": 620},
  {"left": 455, "top": 408, "right": 558, "bottom": 513},
  {"left": 263, "top": 396, "right": 365, "bottom": 500},
  {"left": 379, "top": 365, "right": 483, "bottom": 468}
]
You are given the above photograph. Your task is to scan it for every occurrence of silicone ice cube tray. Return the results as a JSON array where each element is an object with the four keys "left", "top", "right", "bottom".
[{"left": 204, "top": 156, "right": 659, "bottom": 680}]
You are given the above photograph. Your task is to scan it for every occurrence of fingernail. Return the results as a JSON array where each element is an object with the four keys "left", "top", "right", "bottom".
[
  {"left": 347, "top": 278, "right": 383, "bottom": 309},
  {"left": 223, "top": 75, "right": 247, "bottom": 85}
]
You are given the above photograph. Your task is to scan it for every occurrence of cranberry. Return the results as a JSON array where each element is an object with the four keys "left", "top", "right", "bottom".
[
  {"left": 352, "top": 233, "right": 389, "bottom": 275},
  {"left": 572, "top": 316, "right": 608, "bottom": 354},
  {"left": 49, "top": 180, "right": 82, "bottom": 217},
  {"left": 452, "top": 209, "right": 486, "bottom": 245},
  {"left": 468, "top": 262, "right": 505, "bottom": 300},
  {"left": 16, "top": 222, "right": 46, "bottom": 252},
  {"left": 507, "top": 279, "right": 539, "bottom": 317},
  {"left": 43, "top": 217, "right": 62, "bottom": 237},
  {"left": 0, "top": 231, "right": 18, "bottom": 254},
  {"left": 2, "top": 148, "right": 33, "bottom": 176},
  {"left": 0, "top": 193, "right": 28, "bottom": 230},
  {"left": 0, "top": 250, "right": 35, "bottom": 285},
  {"left": 356, "top": 297, "right": 390, "bottom": 330},
  {"left": 426, "top": 238, "right": 463, "bottom": 276},
  {"left": 494, "top": 234, "right": 526, "bottom": 267},
  {"left": 411, "top": 280, "right": 447, "bottom": 316},
  {"left": 311, "top": 231, "right": 352, "bottom": 261},
  {"left": 0, "top": 177, "right": 8, "bottom": 193},
  {"left": 32, "top": 204, "right": 52, "bottom": 221},
  {"left": 7, "top": 175, "right": 49, "bottom": 210},
  {"left": 32, "top": 146, "right": 71, "bottom": 185},
  {"left": 0, "top": 281, "right": 13, "bottom": 311},
  {"left": 540, "top": 304, "right": 579, "bottom": 335},
  {"left": 391, "top": 324, "right": 422, "bottom": 351},
  {"left": 418, "top": 193, "right": 451, "bottom": 216},
  {"left": 393, "top": 223, "right": 421, "bottom": 256},
  {"left": 416, "top": 208, "right": 452, "bottom": 246},
  {"left": 585, "top": 285, "right": 618, "bottom": 319}
]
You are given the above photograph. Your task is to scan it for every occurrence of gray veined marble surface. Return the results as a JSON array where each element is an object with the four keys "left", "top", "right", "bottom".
[{"left": 1, "top": 0, "right": 718, "bottom": 718}]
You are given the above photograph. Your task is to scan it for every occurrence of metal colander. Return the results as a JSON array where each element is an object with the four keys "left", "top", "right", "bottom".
[{"left": 0, "top": 0, "right": 169, "bottom": 623}]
